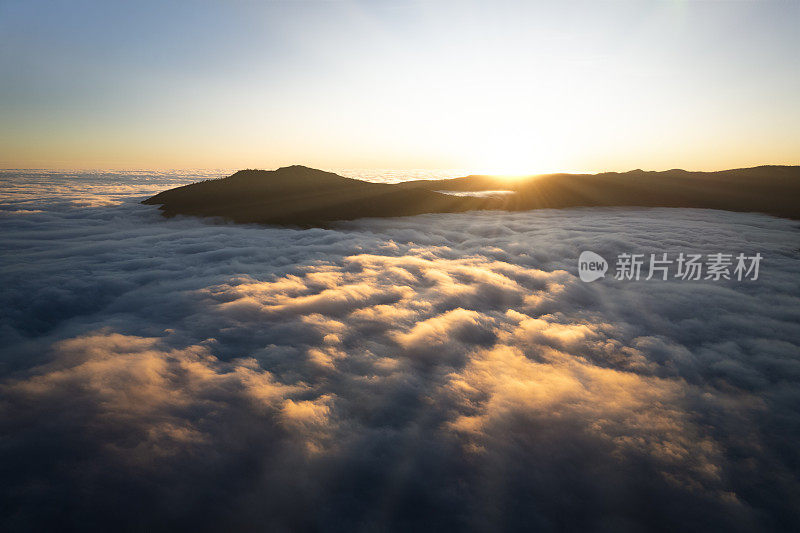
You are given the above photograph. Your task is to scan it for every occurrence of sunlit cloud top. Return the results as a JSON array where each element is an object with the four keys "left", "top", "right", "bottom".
[{"left": 1, "top": 0, "right": 798, "bottom": 171}]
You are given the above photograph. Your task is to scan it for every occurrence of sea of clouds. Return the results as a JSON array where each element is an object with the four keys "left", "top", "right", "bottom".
[{"left": 1, "top": 171, "right": 799, "bottom": 532}]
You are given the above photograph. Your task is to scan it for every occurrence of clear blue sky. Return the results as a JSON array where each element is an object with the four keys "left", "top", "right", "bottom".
[{"left": 1, "top": 0, "right": 798, "bottom": 171}]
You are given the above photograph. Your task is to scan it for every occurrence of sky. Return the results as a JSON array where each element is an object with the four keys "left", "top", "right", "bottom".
[{"left": 1, "top": 0, "right": 798, "bottom": 172}]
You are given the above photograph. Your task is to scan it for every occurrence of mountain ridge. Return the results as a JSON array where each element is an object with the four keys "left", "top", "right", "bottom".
[{"left": 143, "top": 165, "right": 800, "bottom": 225}]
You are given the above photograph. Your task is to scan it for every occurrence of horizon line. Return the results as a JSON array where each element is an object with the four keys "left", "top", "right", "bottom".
[{"left": 1, "top": 163, "right": 799, "bottom": 176}]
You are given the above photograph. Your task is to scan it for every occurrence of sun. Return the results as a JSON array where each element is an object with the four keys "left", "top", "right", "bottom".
[
  {"left": 469, "top": 145, "right": 546, "bottom": 178},
  {"left": 460, "top": 128, "right": 569, "bottom": 177}
]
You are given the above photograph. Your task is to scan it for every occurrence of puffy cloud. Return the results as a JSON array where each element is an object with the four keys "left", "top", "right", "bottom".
[{"left": 1, "top": 173, "right": 800, "bottom": 531}]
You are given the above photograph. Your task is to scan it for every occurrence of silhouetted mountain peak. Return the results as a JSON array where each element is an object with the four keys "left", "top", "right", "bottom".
[
  {"left": 224, "top": 165, "right": 362, "bottom": 190},
  {"left": 230, "top": 165, "right": 333, "bottom": 177},
  {"left": 273, "top": 164, "right": 327, "bottom": 175}
]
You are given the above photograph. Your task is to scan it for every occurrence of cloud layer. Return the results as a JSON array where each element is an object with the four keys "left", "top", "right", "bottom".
[{"left": 2, "top": 173, "right": 800, "bottom": 531}]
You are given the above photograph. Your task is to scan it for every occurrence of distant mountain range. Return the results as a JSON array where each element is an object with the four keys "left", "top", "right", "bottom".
[{"left": 143, "top": 165, "right": 800, "bottom": 225}]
